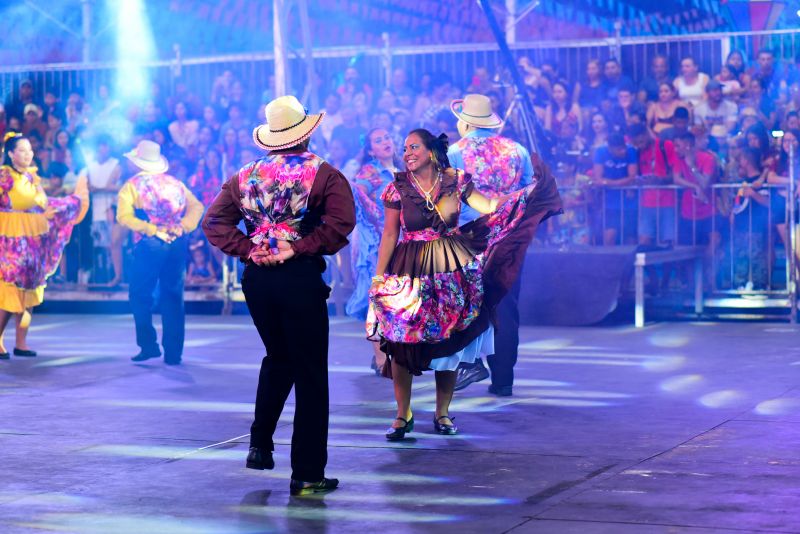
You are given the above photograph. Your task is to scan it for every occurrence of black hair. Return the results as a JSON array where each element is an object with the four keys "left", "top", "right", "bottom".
[
  {"left": 673, "top": 107, "right": 690, "bottom": 120},
  {"left": 777, "top": 128, "right": 800, "bottom": 175},
  {"left": 739, "top": 146, "right": 763, "bottom": 171},
  {"left": 626, "top": 123, "right": 647, "bottom": 138},
  {"left": 48, "top": 161, "right": 69, "bottom": 178},
  {"left": 2, "top": 133, "right": 29, "bottom": 167},
  {"left": 408, "top": 128, "right": 451, "bottom": 169},
  {"left": 745, "top": 124, "right": 771, "bottom": 159},
  {"left": 608, "top": 132, "right": 626, "bottom": 148}
]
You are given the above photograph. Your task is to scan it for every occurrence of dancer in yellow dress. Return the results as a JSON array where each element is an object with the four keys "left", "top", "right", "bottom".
[{"left": 0, "top": 132, "right": 88, "bottom": 359}]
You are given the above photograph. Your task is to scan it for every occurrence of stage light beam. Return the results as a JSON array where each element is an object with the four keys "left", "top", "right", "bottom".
[{"left": 113, "top": 0, "right": 156, "bottom": 104}]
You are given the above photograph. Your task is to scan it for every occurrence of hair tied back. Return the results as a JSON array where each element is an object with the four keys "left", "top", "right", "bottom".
[{"left": 436, "top": 132, "right": 449, "bottom": 151}]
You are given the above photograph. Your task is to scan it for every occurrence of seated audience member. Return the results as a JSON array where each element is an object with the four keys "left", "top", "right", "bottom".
[
  {"left": 716, "top": 64, "right": 745, "bottom": 100},
  {"left": 659, "top": 107, "right": 691, "bottom": 142},
  {"left": 607, "top": 85, "right": 646, "bottom": 133},
  {"left": 639, "top": 55, "right": 672, "bottom": 103},
  {"left": 575, "top": 59, "right": 607, "bottom": 117},
  {"left": 330, "top": 105, "right": 366, "bottom": 162},
  {"left": 168, "top": 101, "right": 200, "bottom": 150},
  {"left": 592, "top": 132, "right": 638, "bottom": 245},
  {"left": 674, "top": 56, "right": 710, "bottom": 108},
  {"left": 647, "top": 82, "right": 685, "bottom": 135},
  {"left": 186, "top": 245, "right": 218, "bottom": 286},
  {"left": 693, "top": 80, "right": 738, "bottom": 138},
  {"left": 545, "top": 80, "right": 582, "bottom": 140},
  {"left": 604, "top": 58, "right": 634, "bottom": 101}
]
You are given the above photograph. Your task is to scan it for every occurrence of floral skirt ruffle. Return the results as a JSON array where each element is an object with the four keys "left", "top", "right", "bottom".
[
  {"left": 0, "top": 195, "right": 85, "bottom": 313},
  {"left": 368, "top": 180, "right": 561, "bottom": 376}
]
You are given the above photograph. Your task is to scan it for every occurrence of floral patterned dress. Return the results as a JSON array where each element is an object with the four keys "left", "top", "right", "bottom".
[
  {"left": 345, "top": 160, "right": 396, "bottom": 320},
  {"left": 0, "top": 165, "right": 86, "bottom": 313},
  {"left": 367, "top": 167, "right": 561, "bottom": 376}
]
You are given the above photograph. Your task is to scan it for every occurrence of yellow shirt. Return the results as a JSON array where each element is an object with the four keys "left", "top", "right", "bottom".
[{"left": 116, "top": 172, "right": 203, "bottom": 238}]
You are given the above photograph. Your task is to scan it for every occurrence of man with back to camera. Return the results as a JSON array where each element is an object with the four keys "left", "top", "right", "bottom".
[
  {"left": 447, "top": 93, "right": 535, "bottom": 397},
  {"left": 203, "top": 95, "right": 355, "bottom": 496}
]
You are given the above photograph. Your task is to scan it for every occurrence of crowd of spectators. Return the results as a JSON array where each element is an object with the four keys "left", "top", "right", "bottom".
[{"left": 1, "top": 47, "right": 799, "bottom": 292}]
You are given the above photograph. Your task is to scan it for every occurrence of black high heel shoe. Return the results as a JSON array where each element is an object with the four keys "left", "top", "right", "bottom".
[
  {"left": 433, "top": 415, "right": 458, "bottom": 435},
  {"left": 385, "top": 416, "right": 414, "bottom": 441}
]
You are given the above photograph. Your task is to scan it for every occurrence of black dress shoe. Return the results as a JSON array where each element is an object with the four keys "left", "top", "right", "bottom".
[
  {"left": 433, "top": 415, "right": 458, "bottom": 435},
  {"left": 290, "top": 477, "right": 339, "bottom": 496},
  {"left": 385, "top": 416, "right": 414, "bottom": 441},
  {"left": 454, "top": 358, "right": 490, "bottom": 391},
  {"left": 0, "top": 352, "right": 9, "bottom": 360},
  {"left": 131, "top": 351, "right": 161, "bottom": 362},
  {"left": 13, "top": 348, "right": 37, "bottom": 357},
  {"left": 488, "top": 384, "right": 513, "bottom": 397},
  {"left": 246, "top": 447, "right": 274, "bottom": 470}
]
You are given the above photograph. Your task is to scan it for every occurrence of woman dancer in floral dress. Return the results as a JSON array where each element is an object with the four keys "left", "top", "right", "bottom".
[{"left": 368, "top": 129, "right": 560, "bottom": 439}]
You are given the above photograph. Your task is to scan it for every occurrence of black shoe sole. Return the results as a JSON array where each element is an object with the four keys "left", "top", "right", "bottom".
[
  {"left": 246, "top": 461, "right": 274, "bottom": 470},
  {"left": 0, "top": 353, "right": 9, "bottom": 360},
  {"left": 131, "top": 354, "right": 161, "bottom": 362}
]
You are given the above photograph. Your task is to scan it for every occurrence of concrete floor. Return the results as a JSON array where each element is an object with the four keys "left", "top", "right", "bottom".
[{"left": 1, "top": 314, "right": 799, "bottom": 533}]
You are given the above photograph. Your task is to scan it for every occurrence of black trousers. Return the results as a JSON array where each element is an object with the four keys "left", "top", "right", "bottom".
[
  {"left": 242, "top": 259, "right": 331, "bottom": 482},
  {"left": 487, "top": 270, "right": 522, "bottom": 389},
  {"left": 129, "top": 236, "right": 187, "bottom": 361}
]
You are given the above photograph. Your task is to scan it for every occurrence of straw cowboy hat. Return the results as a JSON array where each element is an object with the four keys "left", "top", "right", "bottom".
[
  {"left": 253, "top": 95, "right": 325, "bottom": 150},
  {"left": 450, "top": 93, "right": 503, "bottom": 129},
  {"left": 124, "top": 140, "right": 169, "bottom": 174}
]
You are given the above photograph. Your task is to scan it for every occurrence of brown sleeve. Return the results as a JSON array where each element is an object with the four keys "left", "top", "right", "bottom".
[
  {"left": 291, "top": 163, "right": 356, "bottom": 257},
  {"left": 202, "top": 175, "right": 251, "bottom": 261}
]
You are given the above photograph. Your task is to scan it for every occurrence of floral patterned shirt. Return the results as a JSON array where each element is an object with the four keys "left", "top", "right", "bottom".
[
  {"left": 448, "top": 129, "right": 534, "bottom": 223},
  {"left": 116, "top": 172, "right": 204, "bottom": 241},
  {"left": 237, "top": 151, "right": 324, "bottom": 246}
]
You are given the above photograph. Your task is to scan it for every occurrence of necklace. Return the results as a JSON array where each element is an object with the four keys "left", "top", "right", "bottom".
[{"left": 409, "top": 170, "right": 441, "bottom": 211}]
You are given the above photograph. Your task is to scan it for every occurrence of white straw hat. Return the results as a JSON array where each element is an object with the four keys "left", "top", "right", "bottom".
[
  {"left": 124, "top": 140, "right": 169, "bottom": 174},
  {"left": 252, "top": 95, "right": 325, "bottom": 150},
  {"left": 450, "top": 94, "right": 503, "bottom": 129}
]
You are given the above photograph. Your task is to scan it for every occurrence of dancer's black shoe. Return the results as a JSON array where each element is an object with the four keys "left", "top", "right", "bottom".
[
  {"left": 13, "top": 348, "right": 37, "bottom": 357},
  {"left": 131, "top": 351, "right": 161, "bottom": 362},
  {"left": 385, "top": 416, "right": 414, "bottom": 440},
  {"left": 290, "top": 477, "right": 339, "bottom": 496},
  {"left": 488, "top": 384, "right": 513, "bottom": 397},
  {"left": 454, "top": 358, "right": 490, "bottom": 391},
  {"left": 246, "top": 447, "right": 274, "bottom": 470},
  {"left": 0, "top": 352, "right": 9, "bottom": 360},
  {"left": 433, "top": 415, "right": 458, "bottom": 435}
]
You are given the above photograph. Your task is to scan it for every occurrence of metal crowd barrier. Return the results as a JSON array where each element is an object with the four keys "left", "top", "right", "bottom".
[{"left": 553, "top": 182, "right": 796, "bottom": 298}]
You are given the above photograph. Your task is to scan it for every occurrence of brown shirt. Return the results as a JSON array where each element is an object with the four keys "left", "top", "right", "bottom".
[{"left": 202, "top": 151, "right": 355, "bottom": 261}]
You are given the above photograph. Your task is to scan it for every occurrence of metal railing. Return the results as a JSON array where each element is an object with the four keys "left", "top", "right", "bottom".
[
  {"left": 552, "top": 182, "right": 797, "bottom": 297},
  {"left": 2, "top": 29, "right": 799, "bottom": 116}
]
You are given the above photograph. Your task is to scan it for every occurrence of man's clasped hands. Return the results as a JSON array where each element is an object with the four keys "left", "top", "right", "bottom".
[{"left": 248, "top": 238, "right": 296, "bottom": 266}]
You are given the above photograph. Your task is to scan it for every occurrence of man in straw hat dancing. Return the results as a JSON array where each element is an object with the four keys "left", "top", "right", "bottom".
[
  {"left": 447, "top": 94, "right": 535, "bottom": 397},
  {"left": 203, "top": 95, "right": 355, "bottom": 496},
  {"left": 117, "top": 140, "right": 204, "bottom": 365}
]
